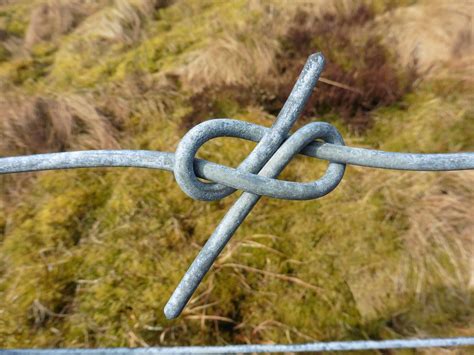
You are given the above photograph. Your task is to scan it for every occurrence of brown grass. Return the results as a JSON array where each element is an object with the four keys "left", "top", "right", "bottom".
[
  {"left": 177, "top": 30, "right": 278, "bottom": 92},
  {"left": 133, "top": 0, "right": 175, "bottom": 15},
  {"left": 74, "top": 0, "right": 154, "bottom": 46},
  {"left": 265, "top": 4, "right": 417, "bottom": 131},
  {"left": 399, "top": 172, "right": 474, "bottom": 296},
  {"left": 178, "top": 3, "right": 418, "bottom": 132},
  {"left": 97, "top": 72, "right": 180, "bottom": 136},
  {"left": 373, "top": 1, "right": 473, "bottom": 73},
  {"left": 182, "top": 1, "right": 474, "bottom": 133},
  {"left": 179, "top": 85, "right": 254, "bottom": 132},
  {"left": 426, "top": 54, "right": 474, "bottom": 95},
  {"left": 24, "top": 0, "right": 170, "bottom": 51},
  {"left": 24, "top": 0, "right": 107, "bottom": 49},
  {"left": 0, "top": 93, "right": 119, "bottom": 156}
]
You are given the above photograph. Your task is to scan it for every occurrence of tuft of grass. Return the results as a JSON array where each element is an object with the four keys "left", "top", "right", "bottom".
[
  {"left": 176, "top": 2, "right": 419, "bottom": 133},
  {"left": 24, "top": 0, "right": 105, "bottom": 50},
  {"left": 263, "top": 3, "right": 417, "bottom": 132},
  {"left": 0, "top": 93, "right": 119, "bottom": 156},
  {"left": 176, "top": 28, "right": 278, "bottom": 92},
  {"left": 373, "top": 1, "right": 474, "bottom": 73}
]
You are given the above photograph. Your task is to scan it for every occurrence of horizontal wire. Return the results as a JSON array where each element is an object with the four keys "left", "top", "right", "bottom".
[
  {"left": 1, "top": 141, "right": 473, "bottom": 177},
  {"left": 1, "top": 142, "right": 472, "bottom": 202},
  {"left": 2, "top": 53, "right": 473, "bottom": 345},
  {"left": 161, "top": 53, "right": 474, "bottom": 320},
  {"left": 7, "top": 337, "right": 474, "bottom": 354}
]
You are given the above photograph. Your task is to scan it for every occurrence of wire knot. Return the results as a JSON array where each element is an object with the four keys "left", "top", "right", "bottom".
[
  {"left": 3, "top": 52, "right": 471, "bottom": 323},
  {"left": 174, "top": 119, "right": 346, "bottom": 201}
]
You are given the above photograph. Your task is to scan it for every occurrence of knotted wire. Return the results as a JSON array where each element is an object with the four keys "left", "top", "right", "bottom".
[
  {"left": 165, "top": 54, "right": 342, "bottom": 319},
  {"left": 1, "top": 53, "right": 473, "bottom": 351}
]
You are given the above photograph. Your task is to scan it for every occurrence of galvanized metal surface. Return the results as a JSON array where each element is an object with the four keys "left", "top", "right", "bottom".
[
  {"left": 2, "top": 133, "right": 473, "bottom": 177},
  {"left": 1, "top": 52, "right": 473, "bottom": 351},
  {"left": 4, "top": 337, "right": 474, "bottom": 353},
  {"left": 165, "top": 54, "right": 333, "bottom": 319}
]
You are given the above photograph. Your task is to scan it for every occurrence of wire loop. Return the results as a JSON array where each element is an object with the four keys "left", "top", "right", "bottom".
[
  {"left": 174, "top": 119, "right": 345, "bottom": 201},
  {"left": 1, "top": 53, "right": 473, "bottom": 328}
]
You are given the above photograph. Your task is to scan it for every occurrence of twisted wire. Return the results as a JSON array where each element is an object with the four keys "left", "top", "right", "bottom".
[{"left": 1, "top": 53, "right": 473, "bottom": 351}]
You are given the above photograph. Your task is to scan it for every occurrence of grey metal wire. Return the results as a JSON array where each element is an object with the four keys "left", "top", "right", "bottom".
[
  {"left": 165, "top": 54, "right": 340, "bottom": 319},
  {"left": 0, "top": 337, "right": 474, "bottom": 355},
  {"left": 2, "top": 134, "right": 473, "bottom": 179},
  {"left": 1, "top": 53, "right": 473, "bottom": 351},
  {"left": 4, "top": 337, "right": 474, "bottom": 353}
]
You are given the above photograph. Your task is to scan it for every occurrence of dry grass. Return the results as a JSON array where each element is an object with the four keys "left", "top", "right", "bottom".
[
  {"left": 133, "top": 0, "right": 174, "bottom": 14},
  {"left": 45, "top": 0, "right": 175, "bottom": 87},
  {"left": 74, "top": 0, "right": 154, "bottom": 45},
  {"left": 373, "top": 1, "right": 473, "bottom": 73},
  {"left": 176, "top": 0, "right": 366, "bottom": 92},
  {"left": 337, "top": 89, "right": 474, "bottom": 332},
  {"left": 399, "top": 172, "right": 473, "bottom": 296},
  {"left": 24, "top": 0, "right": 107, "bottom": 49},
  {"left": 0, "top": 93, "right": 119, "bottom": 155},
  {"left": 270, "top": 3, "right": 417, "bottom": 131},
  {"left": 177, "top": 31, "right": 278, "bottom": 92},
  {"left": 97, "top": 72, "right": 180, "bottom": 132},
  {"left": 179, "top": 2, "right": 418, "bottom": 132},
  {"left": 427, "top": 54, "right": 474, "bottom": 96},
  {"left": 176, "top": 0, "right": 471, "bottom": 132}
]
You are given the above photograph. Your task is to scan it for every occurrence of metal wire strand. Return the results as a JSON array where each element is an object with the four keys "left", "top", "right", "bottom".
[
  {"left": 1, "top": 53, "right": 474, "bottom": 335},
  {"left": 1, "top": 133, "right": 473, "bottom": 178},
  {"left": 1, "top": 135, "right": 472, "bottom": 179},
  {"left": 5, "top": 337, "right": 474, "bottom": 353}
]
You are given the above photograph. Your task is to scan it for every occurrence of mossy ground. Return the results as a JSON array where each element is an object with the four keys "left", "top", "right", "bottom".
[{"left": 0, "top": 0, "right": 472, "bottom": 350}]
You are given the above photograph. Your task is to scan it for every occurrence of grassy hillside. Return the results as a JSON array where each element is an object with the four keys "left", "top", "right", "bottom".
[{"left": 0, "top": 0, "right": 473, "bottom": 350}]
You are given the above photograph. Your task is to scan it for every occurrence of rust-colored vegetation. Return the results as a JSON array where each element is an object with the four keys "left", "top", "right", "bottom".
[
  {"left": 180, "top": 4, "right": 418, "bottom": 133},
  {"left": 266, "top": 5, "right": 417, "bottom": 131}
]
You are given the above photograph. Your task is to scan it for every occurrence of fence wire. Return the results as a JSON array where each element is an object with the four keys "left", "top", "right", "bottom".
[
  {"left": 1, "top": 53, "right": 473, "bottom": 352},
  {"left": 3, "top": 337, "right": 474, "bottom": 354}
]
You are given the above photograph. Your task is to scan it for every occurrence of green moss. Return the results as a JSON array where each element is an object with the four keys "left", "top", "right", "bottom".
[
  {"left": 8, "top": 57, "right": 52, "bottom": 85},
  {"left": 31, "top": 42, "right": 57, "bottom": 58},
  {"left": 0, "top": 43, "right": 11, "bottom": 62},
  {"left": 367, "top": 90, "right": 474, "bottom": 152},
  {"left": 0, "top": 2, "right": 30, "bottom": 37}
]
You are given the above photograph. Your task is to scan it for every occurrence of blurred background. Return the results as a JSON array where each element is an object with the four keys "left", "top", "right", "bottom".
[{"left": 0, "top": 0, "right": 473, "bottom": 350}]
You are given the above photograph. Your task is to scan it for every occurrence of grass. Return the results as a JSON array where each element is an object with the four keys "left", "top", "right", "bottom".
[
  {"left": 0, "top": 0, "right": 473, "bottom": 349},
  {"left": 0, "top": 92, "right": 119, "bottom": 155}
]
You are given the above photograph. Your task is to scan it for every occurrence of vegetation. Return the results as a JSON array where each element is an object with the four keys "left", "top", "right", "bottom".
[{"left": 0, "top": 0, "right": 472, "bottom": 351}]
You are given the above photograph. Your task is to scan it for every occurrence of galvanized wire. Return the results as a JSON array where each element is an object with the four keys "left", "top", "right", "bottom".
[
  {"left": 4, "top": 337, "right": 474, "bottom": 354},
  {"left": 1, "top": 52, "right": 473, "bottom": 351}
]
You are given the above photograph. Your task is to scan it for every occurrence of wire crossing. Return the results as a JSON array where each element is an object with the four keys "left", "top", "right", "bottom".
[{"left": 1, "top": 53, "right": 473, "bottom": 351}]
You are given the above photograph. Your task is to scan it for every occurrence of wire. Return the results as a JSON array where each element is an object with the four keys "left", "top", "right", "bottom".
[
  {"left": 1, "top": 53, "right": 473, "bottom": 348},
  {"left": 6, "top": 337, "right": 474, "bottom": 353}
]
